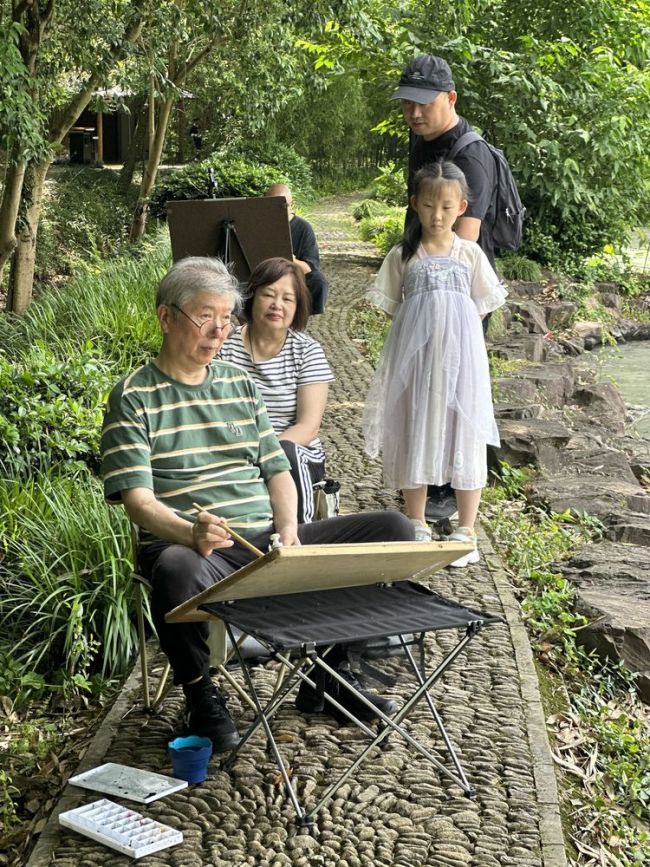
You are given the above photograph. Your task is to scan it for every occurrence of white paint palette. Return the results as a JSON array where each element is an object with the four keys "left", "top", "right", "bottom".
[
  {"left": 58, "top": 798, "right": 183, "bottom": 859},
  {"left": 69, "top": 762, "right": 187, "bottom": 803}
]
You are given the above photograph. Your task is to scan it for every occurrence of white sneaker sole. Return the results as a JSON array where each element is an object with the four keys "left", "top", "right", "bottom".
[{"left": 449, "top": 549, "right": 480, "bottom": 568}]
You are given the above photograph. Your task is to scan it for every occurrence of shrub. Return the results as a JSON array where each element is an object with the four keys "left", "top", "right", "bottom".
[
  {"left": 352, "top": 199, "right": 388, "bottom": 222},
  {"left": 1, "top": 232, "right": 168, "bottom": 371},
  {"left": 368, "top": 161, "right": 407, "bottom": 206},
  {"left": 35, "top": 167, "right": 135, "bottom": 285},
  {"left": 497, "top": 253, "right": 543, "bottom": 282},
  {"left": 238, "top": 141, "right": 315, "bottom": 202},
  {"left": 0, "top": 341, "right": 116, "bottom": 478},
  {"left": 359, "top": 209, "right": 405, "bottom": 255},
  {"left": 0, "top": 466, "right": 137, "bottom": 682},
  {"left": 149, "top": 144, "right": 314, "bottom": 220}
]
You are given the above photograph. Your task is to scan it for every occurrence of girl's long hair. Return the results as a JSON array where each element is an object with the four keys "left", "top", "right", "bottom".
[{"left": 401, "top": 161, "right": 470, "bottom": 262}]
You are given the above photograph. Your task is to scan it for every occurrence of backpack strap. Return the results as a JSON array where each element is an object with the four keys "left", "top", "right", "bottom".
[{"left": 447, "top": 130, "right": 484, "bottom": 161}]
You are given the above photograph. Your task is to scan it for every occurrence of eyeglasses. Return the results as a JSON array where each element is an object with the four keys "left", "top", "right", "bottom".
[{"left": 171, "top": 303, "right": 231, "bottom": 337}]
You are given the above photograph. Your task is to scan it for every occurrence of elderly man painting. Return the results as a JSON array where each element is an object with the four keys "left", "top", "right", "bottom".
[{"left": 100, "top": 257, "right": 413, "bottom": 751}]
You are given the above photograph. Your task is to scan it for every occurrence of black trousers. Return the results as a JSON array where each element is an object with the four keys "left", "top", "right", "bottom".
[{"left": 141, "top": 511, "right": 414, "bottom": 684}]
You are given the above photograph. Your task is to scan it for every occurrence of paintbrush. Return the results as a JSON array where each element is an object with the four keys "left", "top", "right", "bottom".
[{"left": 192, "top": 502, "right": 265, "bottom": 558}]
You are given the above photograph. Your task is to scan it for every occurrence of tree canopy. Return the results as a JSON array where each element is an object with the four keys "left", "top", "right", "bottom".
[{"left": 0, "top": 0, "right": 649, "bottom": 310}]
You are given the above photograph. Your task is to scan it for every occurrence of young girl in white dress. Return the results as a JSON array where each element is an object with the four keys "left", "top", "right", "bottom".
[{"left": 363, "top": 161, "right": 507, "bottom": 565}]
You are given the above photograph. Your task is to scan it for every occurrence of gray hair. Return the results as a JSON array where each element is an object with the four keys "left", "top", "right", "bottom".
[{"left": 156, "top": 257, "right": 242, "bottom": 311}]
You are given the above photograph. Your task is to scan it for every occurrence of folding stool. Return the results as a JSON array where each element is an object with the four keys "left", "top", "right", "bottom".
[{"left": 166, "top": 542, "right": 503, "bottom": 826}]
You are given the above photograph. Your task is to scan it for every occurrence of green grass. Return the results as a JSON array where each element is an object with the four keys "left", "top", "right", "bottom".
[
  {"left": 0, "top": 465, "right": 136, "bottom": 692},
  {"left": 2, "top": 231, "right": 169, "bottom": 372}
]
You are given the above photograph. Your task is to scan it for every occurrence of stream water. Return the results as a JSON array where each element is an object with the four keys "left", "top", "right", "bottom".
[{"left": 598, "top": 341, "right": 650, "bottom": 438}]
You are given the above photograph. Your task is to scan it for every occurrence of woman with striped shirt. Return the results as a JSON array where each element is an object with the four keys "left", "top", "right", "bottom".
[{"left": 219, "top": 257, "right": 334, "bottom": 523}]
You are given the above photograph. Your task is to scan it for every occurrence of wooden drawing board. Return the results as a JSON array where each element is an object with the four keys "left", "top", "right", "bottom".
[
  {"left": 166, "top": 197, "right": 293, "bottom": 282},
  {"left": 165, "top": 541, "right": 472, "bottom": 624}
]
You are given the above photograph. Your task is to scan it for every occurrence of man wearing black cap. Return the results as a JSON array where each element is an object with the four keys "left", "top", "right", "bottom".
[
  {"left": 392, "top": 54, "right": 498, "bottom": 523},
  {"left": 392, "top": 54, "right": 498, "bottom": 268}
]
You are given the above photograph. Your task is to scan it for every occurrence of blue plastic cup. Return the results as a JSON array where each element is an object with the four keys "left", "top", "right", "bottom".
[{"left": 168, "top": 735, "right": 212, "bottom": 784}]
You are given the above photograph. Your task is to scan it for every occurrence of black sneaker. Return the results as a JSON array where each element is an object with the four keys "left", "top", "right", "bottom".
[
  {"left": 296, "top": 661, "right": 397, "bottom": 723},
  {"left": 184, "top": 682, "right": 240, "bottom": 752}
]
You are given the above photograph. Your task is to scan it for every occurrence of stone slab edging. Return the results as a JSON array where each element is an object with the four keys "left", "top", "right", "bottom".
[{"left": 478, "top": 525, "right": 567, "bottom": 867}]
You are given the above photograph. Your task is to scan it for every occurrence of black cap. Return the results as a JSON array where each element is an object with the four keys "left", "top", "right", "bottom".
[{"left": 391, "top": 55, "right": 455, "bottom": 104}]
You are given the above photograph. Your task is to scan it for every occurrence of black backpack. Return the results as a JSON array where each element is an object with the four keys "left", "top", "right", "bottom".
[{"left": 447, "top": 131, "right": 526, "bottom": 251}]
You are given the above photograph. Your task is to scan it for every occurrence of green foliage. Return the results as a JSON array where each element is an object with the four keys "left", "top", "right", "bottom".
[
  {"left": 35, "top": 168, "right": 136, "bottom": 285},
  {"left": 0, "top": 237, "right": 170, "bottom": 702},
  {"left": 238, "top": 142, "right": 316, "bottom": 203},
  {"left": 368, "top": 161, "right": 407, "bottom": 206},
  {"left": 2, "top": 232, "right": 168, "bottom": 371},
  {"left": 359, "top": 208, "right": 405, "bottom": 255},
  {"left": 352, "top": 198, "right": 388, "bottom": 221},
  {"left": 149, "top": 146, "right": 314, "bottom": 219},
  {"left": 0, "top": 466, "right": 137, "bottom": 681},
  {"left": 497, "top": 253, "right": 543, "bottom": 282},
  {"left": 301, "top": 0, "right": 650, "bottom": 263},
  {"left": 0, "top": 341, "right": 115, "bottom": 478},
  {"left": 0, "top": 768, "right": 19, "bottom": 833},
  {"left": 0, "top": 21, "right": 47, "bottom": 159}
]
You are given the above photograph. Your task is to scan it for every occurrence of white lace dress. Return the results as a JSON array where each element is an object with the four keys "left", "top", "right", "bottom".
[{"left": 363, "top": 236, "right": 507, "bottom": 491}]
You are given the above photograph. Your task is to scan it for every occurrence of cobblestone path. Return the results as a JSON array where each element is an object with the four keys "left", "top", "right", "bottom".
[{"left": 28, "top": 197, "right": 565, "bottom": 867}]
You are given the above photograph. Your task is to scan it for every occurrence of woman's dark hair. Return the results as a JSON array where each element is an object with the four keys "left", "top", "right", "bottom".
[
  {"left": 243, "top": 257, "right": 311, "bottom": 331},
  {"left": 401, "top": 160, "right": 471, "bottom": 262}
]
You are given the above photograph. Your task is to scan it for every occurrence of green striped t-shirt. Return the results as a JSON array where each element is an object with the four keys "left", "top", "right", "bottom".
[{"left": 100, "top": 360, "right": 291, "bottom": 542}]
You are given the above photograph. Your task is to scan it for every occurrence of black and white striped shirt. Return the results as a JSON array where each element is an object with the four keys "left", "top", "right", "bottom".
[{"left": 219, "top": 327, "right": 334, "bottom": 451}]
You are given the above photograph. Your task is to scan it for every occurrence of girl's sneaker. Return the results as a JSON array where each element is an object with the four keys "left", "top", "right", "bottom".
[
  {"left": 409, "top": 518, "right": 432, "bottom": 542},
  {"left": 447, "top": 527, "right": 480, "bottom": 568}
]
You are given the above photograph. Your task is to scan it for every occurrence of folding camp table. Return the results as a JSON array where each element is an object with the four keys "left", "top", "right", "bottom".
[{"left": 166, "top": 542, "right": 503, "bottom": 826}]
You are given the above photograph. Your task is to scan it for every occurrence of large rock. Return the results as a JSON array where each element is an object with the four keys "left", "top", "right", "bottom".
[
  {"left": 618, "top": 319, "right": 650, "bottom": 341},
  {"left": 606, "top": 512, "right": 650, "bottom": 547},
  {"left": 545, "top": 302, "right": 578, "bottom": 331},
  {"left": 494, "top": 376, "right": 539, "bottom": 405},
  {"left": 558, "top": 541, "right": 650, "bottom": 701},
  {"left": 493, "top": 418, "right": 572, "bottom": 471},
  {"left": 508, "top": 281, "right": 547, "bottom": 300},
  {"left": 515, "top": 362, "right": 576, "bottom": 406},
  {"left": 618, "top": 436, "right": 650, "bottom": 483},
  {"left": 568, "top": 383, "right": 628, "bottom": 435},
  {"left": 532, "top": 473, "right": 650, "bottom": 519},
  {"left": 508, "top": 299, "right": 549, "bottom": 334},
  {"left": 493, "top": 402, "right": 543, "bottom": 420}
]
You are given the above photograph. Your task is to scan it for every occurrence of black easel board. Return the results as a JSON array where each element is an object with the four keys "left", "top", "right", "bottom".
[{"left": 166, "top": 197, "right": 293, "bottom": 283}]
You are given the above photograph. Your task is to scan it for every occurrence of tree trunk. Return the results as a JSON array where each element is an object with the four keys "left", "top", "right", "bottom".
[
  {"left": 129, "top": 97, "right": 174, "bottom": 243},
  {"left": 6, "top": 159, "right": 50, "bottom": 314},
  {"left": 119, "top": 96, "right": 147, "bottom": 191},
  {"left": 177, "top": 98, "right": 187, "bottom": 164},
  {"left": 0, "top": 150, "right": 27, "bottom": 280}
]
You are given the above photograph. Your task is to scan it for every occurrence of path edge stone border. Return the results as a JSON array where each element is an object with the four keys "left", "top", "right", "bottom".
[{"left": 479, "top": 525, "right": 568, "bottom": 867}]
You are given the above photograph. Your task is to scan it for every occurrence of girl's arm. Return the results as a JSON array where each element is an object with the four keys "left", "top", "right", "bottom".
[
  {"left": 467, "top": 244, "right": 508, "bottom": 316},
  {"left": 278, "top": 382, "right": 329, "bottom": 446},
  {"left": 366, "top": 245, "right": 405, "bottom": 317}
]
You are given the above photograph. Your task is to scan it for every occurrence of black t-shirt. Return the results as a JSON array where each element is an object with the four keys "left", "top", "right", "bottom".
[
  {"left": 290, "top": 215, "right": 320, "bottom": 274},
  {"left": 407, "top": 117, "right": 497, "bottom": 265}
]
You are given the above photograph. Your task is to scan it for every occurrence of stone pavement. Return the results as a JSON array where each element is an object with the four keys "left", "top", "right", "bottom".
[{"left": 27, "top": 199, "right": 566, "bottom": 867}]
